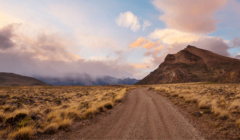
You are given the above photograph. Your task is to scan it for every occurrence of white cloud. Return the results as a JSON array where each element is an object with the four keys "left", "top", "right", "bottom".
[
  {"left": 142, "top": 20, "right": 152, "bottom": 31},
  {"left": 148, "top": 28, "right": 201, "bottom": 44},
  {"left": 116, "top": 11, "right": 141, "bottom": 32}
]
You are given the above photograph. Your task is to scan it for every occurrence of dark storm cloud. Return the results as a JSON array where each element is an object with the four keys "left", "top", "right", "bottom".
[{"left": 0, "top": 25, "right": 15, "bottom": 50}]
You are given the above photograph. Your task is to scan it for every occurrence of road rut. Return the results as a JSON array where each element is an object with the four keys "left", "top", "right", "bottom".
[{"left": 54, "top": 88, "right": 203, "bottom": 139}]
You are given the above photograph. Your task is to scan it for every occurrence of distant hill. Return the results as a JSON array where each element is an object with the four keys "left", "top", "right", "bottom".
[
  {"left": 0, "top": 72, "right": 48, "bottom": 86},
  {"left": 136, "top": 45, "right": 240, "bottom": 85},
  {"left": 35, "top": 74, "right": 139, "bottom": 86}
]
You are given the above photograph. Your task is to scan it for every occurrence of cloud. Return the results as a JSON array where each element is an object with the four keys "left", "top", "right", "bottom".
[
  {"left": 142, "top": 20, "right": 152, "bottom": 31},
  {"left": 144, "top": 37, "right": 232, "bottom": 65},
  {"left": 232, "top": 38, "right": 240, "bottom": 47},
  {"left": 129, "top": 37, "right": 148, "bottom": 48},
  {"left": 152, "top": 0, "right": 227, "bottom": 34},
  {"left": 149, "top": 28, "right": 201, "bottom": 44},
  {"left": 129, "top": 37, "right": 163, "bottom": 50},
  {"left": 236, "top": 54, "right": 240, "bottom": 59},
  {"left": 0, "top": 52, "right": 134, "bottom": 78},
  {"left": 116, "top": 11, "right": 141, "bottom": 32},
  {"left": 191, "top": 37, "right": 231, "bottom": 56},
  {"left": 0, "top": 24, "right": 136, "bottom": 78},
  {"left": 0, "top": 24, "right": 16, "bottom": 50}
]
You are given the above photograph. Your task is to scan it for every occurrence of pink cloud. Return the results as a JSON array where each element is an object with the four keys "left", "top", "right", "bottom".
[
  {"left": 152, "top": 0, "right": 227, "bottom": 34},
  {"left": 232, "top": 38, "right": 240, "bottom": 47},
  {"left": 129, "top": 37, "right": 163, "bottom": 50}
]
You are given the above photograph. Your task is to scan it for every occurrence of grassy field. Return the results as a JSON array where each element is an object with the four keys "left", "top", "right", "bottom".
[
  {"left": 151, "top": 83, "right": 240, "bottom": 137},
  {"left": 0, "top": 85, "right": 135, "bottom": 139}
]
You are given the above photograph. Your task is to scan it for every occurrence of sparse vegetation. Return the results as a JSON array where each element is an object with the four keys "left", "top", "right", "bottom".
[
  {"left": 0, "top": 85, "right": 134, "bottom": 139},
  {"left": 8, "top": 125, "right": 35, "bottom": 140},
  {"left": 152, "top": 83, "right": 240, "bottom": 133}
]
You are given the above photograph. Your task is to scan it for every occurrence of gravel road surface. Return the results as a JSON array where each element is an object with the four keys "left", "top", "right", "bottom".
[{"left": 53, "top": 88, "right": 203, "bottom": 139}]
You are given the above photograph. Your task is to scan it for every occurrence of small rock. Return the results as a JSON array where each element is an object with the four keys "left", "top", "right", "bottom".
[{"left": 192, "top": 111, "right": 203, "bottom": 117}]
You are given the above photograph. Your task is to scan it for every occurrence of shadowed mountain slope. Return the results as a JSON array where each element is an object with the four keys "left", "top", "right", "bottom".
[
  {"left": 0, "top": 72, "right": 48, "bottom": 86},
  {"left": 136, "top": 45, "right": 240, "bottom": 85}
]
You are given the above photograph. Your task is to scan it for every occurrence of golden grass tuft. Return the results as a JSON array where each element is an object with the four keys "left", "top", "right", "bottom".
[
  {"left": 198, "top": 98, "right": 211, "bottom": 109},
  {"left": 47, "top": 112, "right": 57, "bottom": 122},
  {"left": 44, "top": 123, "right": 59, "bottom": 134},
  {"left": 58, "top": 118, "right": 72, "bottom": 130},
  {"left": 81, "top": 107, "right": 99, "bottom": 119},
  {"left": 8, "top": 125, "right": 35, "bottom": 140},
  {"left": 229, "top": 99, "right": 240, "bottom": 112},
  {"left": 113, "top": 88, "right": 127, "bottom": 103}
]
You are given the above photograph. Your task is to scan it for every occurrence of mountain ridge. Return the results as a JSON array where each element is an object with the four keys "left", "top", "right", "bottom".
[
  {"left": 0, "top": 72, "right": 48, "bottom": 86},
  {"left": 35, "top": 75, "right": 139, "bottom": 86},
  {"left": 136, "top": 45, "right": 240, "bottom": 85}
]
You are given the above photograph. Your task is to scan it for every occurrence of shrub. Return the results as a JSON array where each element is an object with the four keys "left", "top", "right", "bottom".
[
  {"left": 104, "top": 102, "right": 113, "bottom": 109},
  {"left": 17, "top": 117, "right": 34, "bottom": 128},
  {"left": 6, "top": 112, "right": 28, "bottom": 126}
]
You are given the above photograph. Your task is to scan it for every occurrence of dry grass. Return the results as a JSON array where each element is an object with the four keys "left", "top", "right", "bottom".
[
  {"left": 236, "top": 119, "right": 240, "bottom": 128},
  {"left": 8, "top": 125, "right": 35, "bottom": 140},
  {"left": 0, "top": 85, "right": 134, "bottom": 139},
  {"left": 44, "top": 123, "right": 59, "bottom": 134},
  {"left": 58, "top": 118, "right": 72, "bottom": 130},
  {"left": 152, "top": 83, "right": 240, "bottom": 123},
  {"left": 113, "top": 88, "right": 127, "bottom": 102}
]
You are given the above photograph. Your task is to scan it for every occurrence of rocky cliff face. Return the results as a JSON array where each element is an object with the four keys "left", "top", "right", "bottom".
[{"left": 136, "top": 45, "right": 240, "bottom": 85}]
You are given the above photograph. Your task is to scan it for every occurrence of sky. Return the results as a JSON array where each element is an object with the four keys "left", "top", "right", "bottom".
[{"left": 0, "top": 0, "right": 240, "bottom": 79}]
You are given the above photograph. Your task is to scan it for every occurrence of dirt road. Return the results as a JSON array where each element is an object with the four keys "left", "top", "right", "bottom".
[{"left": 53, "top": 88, "right": 203, "bottom": 139}]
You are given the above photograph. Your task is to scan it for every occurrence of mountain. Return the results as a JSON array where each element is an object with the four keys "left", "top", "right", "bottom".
[
  {"left": 35, "top": 74, "right": 139, "bottom": 86},
  {"left": 0, "top": 72, "right": 48, "bottom": 86},
  {"left": 136, "top": 45, "right": 240, "bottom": 85}
]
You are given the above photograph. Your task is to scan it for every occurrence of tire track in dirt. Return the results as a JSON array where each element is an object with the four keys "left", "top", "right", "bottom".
[{"left": 78, "top": 87, "right": 140, "bottom": 139}]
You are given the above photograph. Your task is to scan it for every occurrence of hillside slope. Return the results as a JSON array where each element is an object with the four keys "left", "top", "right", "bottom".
[
  {"left": 0, "top": 72, "right": 48, "bottom": 86},
  {"left": 136, "top": 45, "right": 240, "bottom": 85}
]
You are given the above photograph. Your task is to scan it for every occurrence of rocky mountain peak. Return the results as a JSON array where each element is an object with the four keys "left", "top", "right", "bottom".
[{"left": 136, "top": 46, "right": 240, "bottom": 85}]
